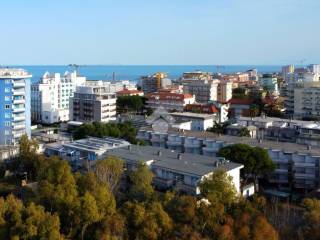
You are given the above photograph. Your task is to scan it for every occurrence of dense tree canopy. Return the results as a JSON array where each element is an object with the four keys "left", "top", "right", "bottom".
[
  {"left": 72, "top": 121, "right": 143, "bottom": 144},
  {"left": 218, "top": 144, "right": 276, "bottom": 188},
  {"left": 116, "top": 96, "right": 145, "bottom": 113}
]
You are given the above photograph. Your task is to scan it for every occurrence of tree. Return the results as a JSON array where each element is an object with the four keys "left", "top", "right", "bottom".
[
  {"left": 232, "top": 88, "right": 247, "bottom": 99},
  {"left": 238, "top": 127, "right": 251, "bottom": 137},
  {"left": 252, "top": 216, "right": 278, "bottom": 240},
  {"left": 218, "top": 144, "right": 275, "bottom": 189},
  {"left": 80, "top": 192, "right": 100, "bottom": 240},
  {"left": 116, "top": 95, "right": 144, "bottom": 113},
  {"left": 0, "top": 194, "right": 63, "bottom": 240},
  {"left": 121, "top": 201, "right": 172, "bottom": 240},
  {"left": 128, "top": 162, "right": 154, "bottom": 202},
  {"left": 37, "top": 156, "right": 80, "bottom": 237},
  {"left": 94, "top": 156, "right": 124, "bottom": 193},
  {"left": 301, "top": 198, "right": 320, "bottom": 240},
  {"left": 17, "top": 134, "right": 41, "bottom": 180},
  {"left": 199, "top": 170, "right": 237, "bottom": 207},
  {"left": 207, "top": 121, "right": 230, "bottom": 135}
]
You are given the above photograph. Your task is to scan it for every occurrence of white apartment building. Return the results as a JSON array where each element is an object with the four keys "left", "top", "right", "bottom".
[
  {"left": 259, "top": 74, "right": 279, "bottom": 96},
  {"left": 70, "top": 82, "right": 117, "bottom": 123},
  {"left": 31, "top": 71, "right": 86, "bottom": 124},
  {"left": 85, "top": 80, "right": 136, "bottom": 93},
  {"left": 182, "top": 79, "right": 219, "bottom": 103}
]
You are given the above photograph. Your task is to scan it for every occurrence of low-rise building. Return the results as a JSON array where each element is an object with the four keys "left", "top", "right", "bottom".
[
  {"left": 146, "top": 92, "right": 195, "bottom": 112},
  {"left": 137, "top": 128, "right": 320, "bottom": 192},
  {"left": 0, "top": 146, "right": 19, "bottom": 161},
  {"left": 169, "top": 112, "right": 216, "bottom": 131},
  {"left": 45, "top": 137, "right": 130, "bottom": 169},
  {"left": 106, "top": 145, "right": 243, "bottom": 195},
  {"left": 228, "top": 98, "right": 255, "bottom": 118}
]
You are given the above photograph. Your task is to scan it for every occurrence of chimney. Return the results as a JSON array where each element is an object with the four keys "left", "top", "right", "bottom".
[
  {"left": 158, "top": 150, "right": 162, "bottom": 156},
  {"left": 177, "top": 153, "right": 182, "bottom": 160},
  {"left": 128, "top": 145, "right": 132, "bottom": 151},
  {"left": 307, "top": 145, "right": 312, "bottom": 150}
]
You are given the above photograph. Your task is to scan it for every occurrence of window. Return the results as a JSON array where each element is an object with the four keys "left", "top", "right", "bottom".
[
  {"left": 5, "top": 113, "right": 11, "bottom": 118},
  {"left": 5, "top": 79, "right": 11, "bottom": 84},
  {"left": 5, "top": 104, "right": 10, "bottom": 109},
  {"left": 5, "top": 122, "right": 11, "bottom": 127},
  {"left": 5, "top": 88, "right": 10, "bottom": 93},
  {"left": 4, "top": 130, "right": 10, "bottom": 135},
  {"left": 5, "top": 96, "right": 10, "bottom": 101}
]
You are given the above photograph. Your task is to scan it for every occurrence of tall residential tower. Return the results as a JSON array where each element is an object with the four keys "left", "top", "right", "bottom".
[{"left": 0, "top": 68, "right": 32, "bottom": 145}]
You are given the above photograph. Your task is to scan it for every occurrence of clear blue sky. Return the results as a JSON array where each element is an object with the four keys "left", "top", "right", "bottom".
[{"left": 1, "top": 0, "right": 319, "bottom": 65}]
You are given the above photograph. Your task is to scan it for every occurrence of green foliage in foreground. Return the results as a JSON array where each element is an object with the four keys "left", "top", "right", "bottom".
[{"left": 3, "top": 135, "right": 319, "bottom": 240}]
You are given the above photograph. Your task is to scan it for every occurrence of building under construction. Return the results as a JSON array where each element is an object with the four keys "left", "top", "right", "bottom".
[{"left": 140, "top": 72, "right": 171, "bottom": 93}]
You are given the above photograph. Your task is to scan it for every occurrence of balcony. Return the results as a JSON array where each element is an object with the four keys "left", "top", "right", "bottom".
[
  {"left": 293, "top": 162, "right": 316, "bottom": 168},
  {"left": 13, "top": 99, "right": 25, "bottom": 104},
  {"left": 12, "top": 124, "right": 25, "bottom": 130},
  {"left": 294, "top": 173, "right": 315, "bottom": 180},
  {"left": 13, "top": 82, "right": 25, "bottom": 88},
  {"left": 13, "top": 107, "right": 25, "bottom": 113},
  {"left": 13, "top": 90, "right": 25, "bottom": 96},
  {"left": 13, "top": 115, "right": 25, "bottom": 122}
]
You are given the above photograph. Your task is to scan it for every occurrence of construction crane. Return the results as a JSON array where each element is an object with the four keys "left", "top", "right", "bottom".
[{"left": 216, "top": 65, "right": 225, "bottom": 73}]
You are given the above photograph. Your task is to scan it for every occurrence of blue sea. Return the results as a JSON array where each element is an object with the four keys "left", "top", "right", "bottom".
[{"left": 12, "top": 65, "right": 282, "bottom": 83}]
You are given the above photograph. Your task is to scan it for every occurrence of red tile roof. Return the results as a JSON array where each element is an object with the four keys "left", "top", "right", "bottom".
[
  {"left": 185, "top": 104, "right": 218, "bottom": 114},
  {"left": 228, "top": 98, "right": 255, "bottom": 105},
  {"left": 116, "top": 88, "right": 143, "bottom": 95}
]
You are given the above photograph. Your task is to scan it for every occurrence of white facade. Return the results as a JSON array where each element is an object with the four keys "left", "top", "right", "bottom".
[
  {"left": 170, "top": 112, "right": 216, "bottom": 131},
  {"left": 31, "top": 71, "right": 86, "bottom": 124},
  {"left": 259, "top": 74, "right": 279, "bottom": 95},
  {"left": 183, "top": 79, "right": 219, "bottom": 103}
]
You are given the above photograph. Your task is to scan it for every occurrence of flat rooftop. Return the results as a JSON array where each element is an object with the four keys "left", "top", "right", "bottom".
[
  {"left": 0, "top": 145, "right": 18, "bottom": 153},
  {"left": 170, "top": 112, "right": 216, "bottom": 120},
  {"left": 46, "top": 137, "right": 130, "bottom": 154},
  {"left": 139, "top": 127, "right": 320, "bottom": 156},
  {"left": 107, "top": 145, "right": 242, "bottom": 177},
  {"left": 0, "top": 68, "right": 32, "bottom": 78}
]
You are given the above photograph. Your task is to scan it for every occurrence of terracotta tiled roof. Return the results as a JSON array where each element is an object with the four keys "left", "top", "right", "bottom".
[
  {"left": 185, "top": 104, "right": 218, "bottom": 113},
  {"left": 228, "top": 98, "right": 255, "bottom": 105},
  {"left": 116, "top": 88, "right": 143, "bottom": 95}
]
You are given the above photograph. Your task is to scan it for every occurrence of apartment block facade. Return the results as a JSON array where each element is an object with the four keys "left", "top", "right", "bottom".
[
  {"left": 31, "top": 71, "right": 86, "bottom": 124},
  {"left": 137, "top": 128, "right": 320, "bottom": 192},
  {"left": 0, "top": 68, "right": 32, "bottom": 145},
  {"left": 70, "top": 84, "right": 117, "bottom": 123}
]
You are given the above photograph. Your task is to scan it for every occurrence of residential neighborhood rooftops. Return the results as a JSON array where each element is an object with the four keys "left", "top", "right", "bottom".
[
  {"left": 139, "top": 127, "right": 320, "bottom": 156},
  {"left": 107, "top": 145, "right": 243, "bottom": 177},
  {"left": 170, "top": 112, "right": 216, "bottom": 120}
]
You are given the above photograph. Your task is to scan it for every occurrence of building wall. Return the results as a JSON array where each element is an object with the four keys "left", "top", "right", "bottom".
[
  {"left": 0, "top": 69, "right": 31, "bottom": 145},
  {"left": 137, "top": 130, "right": 320, "bottom": 191}
]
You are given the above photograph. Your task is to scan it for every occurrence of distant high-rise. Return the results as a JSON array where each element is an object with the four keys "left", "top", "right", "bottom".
[
  {"left": 0, "top": 68, "right": 32, "bottom": 145},
  {"left": 140, "top": 72, "right": 171, "bottom": 93}
]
